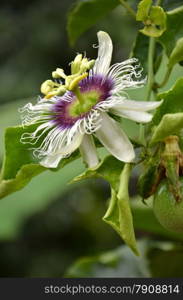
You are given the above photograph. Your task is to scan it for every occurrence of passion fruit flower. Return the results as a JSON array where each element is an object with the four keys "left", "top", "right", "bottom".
[{"left": 20, "top": 31, "right": 162, "bottom": 169}]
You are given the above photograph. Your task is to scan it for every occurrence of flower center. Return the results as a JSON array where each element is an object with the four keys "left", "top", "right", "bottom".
[
  {"left": 52, "top": 74, "right": 114, "bottom": 129},
  {"left": 68, "top": 90, "right": 101, "bottom": 117}
]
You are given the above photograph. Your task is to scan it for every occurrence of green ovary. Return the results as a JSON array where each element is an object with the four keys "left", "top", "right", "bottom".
[{"left": 68, "top": 90, "right": 100, "bottom": 117}]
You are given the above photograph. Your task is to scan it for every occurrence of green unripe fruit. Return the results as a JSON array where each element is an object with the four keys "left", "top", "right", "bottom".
[{"left": 153, "top": 178, "right": 183, "bottom": 233}]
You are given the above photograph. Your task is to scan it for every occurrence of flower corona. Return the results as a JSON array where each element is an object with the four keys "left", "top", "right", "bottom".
[{"left": 19, "top": 31, "right": 162, "bottom": 168}]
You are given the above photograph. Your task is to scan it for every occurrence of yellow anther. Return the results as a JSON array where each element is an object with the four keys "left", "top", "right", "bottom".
[
  {"left": 52, "top": 68, "right": 66, "bottom": 79},
  {"left": 81, "top": 57, "right": 88, "bottom": 64},
  {"left": 44, "top": 85, "right": 66, "bottom": 99},
  {"left": 41, "top": 80, "right": 59, "bottom": 95},
  {"left": 80, "top": 59, "right": 95, "bottom": 73},
  {"left": 68, "top": 72, "right": 88, "bottom": 91},
  {"left": 71, "top": 54, "right": 95, "bottom": 75},
  {"left": 74, "top": 54, "right": 83, "bottom": 63},
  {"left": 71, "top": 54, "right": 83, "bottom": 74},
  {"left": 88, "top": 59, "right": 95, "bottom": 69},
  {"left": 56, "top": 85, "right": 67, "bottom": 95},
  {"left": 40, "top": 54, "right": 95, "bottom": 98},
  {"left": 41, "top": 78, "right": 66, "bottom": 99}
]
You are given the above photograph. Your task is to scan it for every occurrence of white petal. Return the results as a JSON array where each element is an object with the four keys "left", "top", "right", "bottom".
[
  {"left": 93, "top": 31, "right": 113, "bottom": 75},
  {"left": 79, "top": 134, "right": 99, "bottom": 168},
  {"left": 95, "top": 113, "right": 135, "bottom": 163},
  {"left": 112, "top": 99, "right": 163, "bottom": 112},
  {"left": 111, "top": 108, "right": 153, "bottom": 123},
  {"left": 40, "top": 153, "right": 62, "bottom": 168}
]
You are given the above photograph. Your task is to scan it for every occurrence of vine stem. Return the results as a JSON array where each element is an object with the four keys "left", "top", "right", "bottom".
[
  {"left": 138, "top": 37, "right": 156, "bottom": 145},
  {"left": 119, "top": 0, "right": 136, "bottom": 19},
  {"left": 146, "top": 0, "right": 163, "bottom": 99},
  {"left": 146, "top": 37, "right": 156, "bottom": 101}
]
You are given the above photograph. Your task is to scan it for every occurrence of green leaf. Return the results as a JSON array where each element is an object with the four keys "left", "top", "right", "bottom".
[
  {"left": 158, "top": 6, "right": 183, "bottom": 57},
  {"left": 72, "top": 155, "right": 123, "bottom": 191},
  {"left": 73, "top": 157, "right": 138, "bottom": 254},
  {"left": 104, "top": 164, "right": 139, "bottom": 255},
  {"left": 168, "top": 37, "right": 183, "bottom": 68},
  {"left": 1, "top": 125, "right": 39, "bottom": 180},
  {"left": 153, "top": 77, "right": 183, "bottom": 125},
  {"left": 0, "top": 125, "right": 80, "bottom": 199},
  {"left": 67, "top": 0, "right": 119, "bottom": 46},
  {"left": 150, "top": 113, "right": 183, "bottom": 145},
  {"left": 0, "top": 164, "right": 44, "bottom": 200}
]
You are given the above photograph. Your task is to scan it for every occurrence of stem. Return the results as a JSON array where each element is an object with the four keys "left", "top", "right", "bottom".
[
  {"left": 146, "top": 0, "right": 163, "bottom": 99},
  {"left": 119, "top": 0, "right": 136, "bottom": 19},
  {"left": 138, "top": 0, "right": 162, "bottom": 144},
  {"left": 146, "top": 37, "right": 156, "bottom": 101},
  {"left": 139, "top": 36, "right": 156, "bottom": 144}
]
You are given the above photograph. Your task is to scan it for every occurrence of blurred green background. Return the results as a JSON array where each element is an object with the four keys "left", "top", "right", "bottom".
[{"left": 0, "top": 0, "right": 183, "bottom": 277}]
